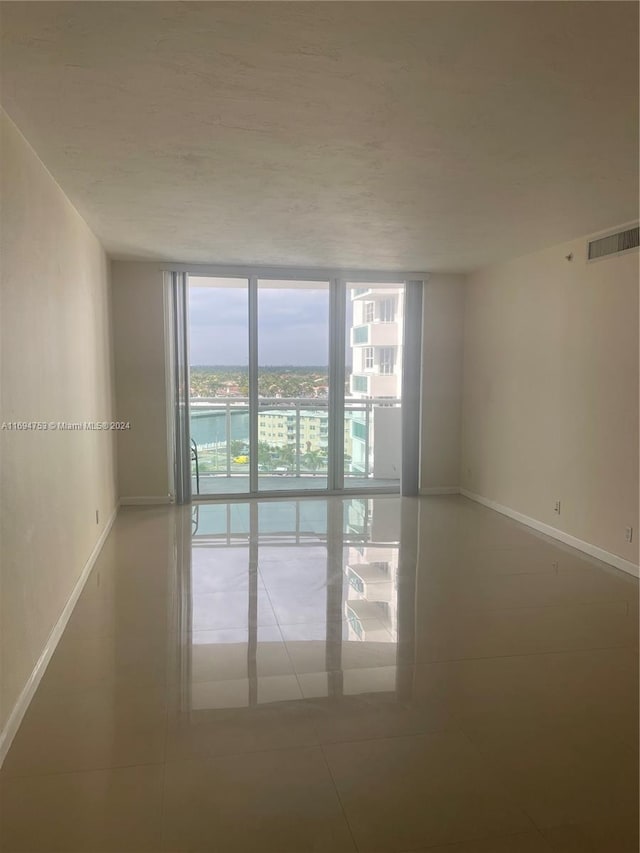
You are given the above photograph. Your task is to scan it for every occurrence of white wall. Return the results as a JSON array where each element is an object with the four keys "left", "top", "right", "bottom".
[
  {"left": 461, "top": 233, "right": 639, "bottom": 566},
  {"left": 0, "top": 111, "right": 117, "bottom": 734},
  {"left": 420, "top": 274, "right": 466, "bottom": 492},
  {"left": 111, "top": 261, "right": 169, "bottom": 500}
]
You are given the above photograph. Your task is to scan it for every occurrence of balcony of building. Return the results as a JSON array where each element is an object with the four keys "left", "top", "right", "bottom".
[
  {"left": 189, "top": 396, "right": 401, "bottom": 495},
  {"left": 350, "top": 373, "right": 399, "bottom": 398}
]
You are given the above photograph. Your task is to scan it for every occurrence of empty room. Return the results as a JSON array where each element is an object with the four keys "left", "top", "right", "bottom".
[{"left": 0, "top": 2, "right": 638, "bottom": 852}]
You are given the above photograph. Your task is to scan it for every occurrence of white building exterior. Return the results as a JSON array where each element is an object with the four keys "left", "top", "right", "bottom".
[{"left": 348, "top": 286, "right": 404, "bottom": 479}]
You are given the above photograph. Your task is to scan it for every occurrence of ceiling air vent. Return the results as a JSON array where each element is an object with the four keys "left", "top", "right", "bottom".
[{"left": 587, "top": 225, "right": 639, "bottom": 261}]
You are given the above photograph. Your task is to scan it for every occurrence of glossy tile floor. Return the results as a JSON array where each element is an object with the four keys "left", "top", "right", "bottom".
[
  {"left": 1, "top": 496, "right": 638, "bottom": 853},
  {"left": 193, "top": 474, "right": 398, "bottom": 495}
]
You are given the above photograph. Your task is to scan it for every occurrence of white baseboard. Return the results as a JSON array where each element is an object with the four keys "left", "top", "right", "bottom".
[
  {"left": 0, "top": 504, "right": 119, "bottom": 767},
  {"left": 119, "top": 495, "right": 173, "bottom": 506},
  {"left": 420, "top": 486, "right": 461, "bottom": 495},
  {"left": 460, "top": 489, "right": 639, "bottom": 578}
]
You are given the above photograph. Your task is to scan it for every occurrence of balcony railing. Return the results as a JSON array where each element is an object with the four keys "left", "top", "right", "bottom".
[{"left": 189, "top": 396, "right": 401, "bottom": 482}]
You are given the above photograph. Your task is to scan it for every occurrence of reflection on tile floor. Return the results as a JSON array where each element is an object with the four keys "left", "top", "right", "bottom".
[{"left": 1, "top": 496, "right": 638, "bottom": 852}]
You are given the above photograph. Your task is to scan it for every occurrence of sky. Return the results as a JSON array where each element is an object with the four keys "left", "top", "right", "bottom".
[{"left": 189, "top": 280, "right": 350, "bottom": 366}]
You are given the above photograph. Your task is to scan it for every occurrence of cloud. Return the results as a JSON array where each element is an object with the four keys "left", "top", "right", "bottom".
[{"left": 189, "top": 286, "right": 331, "bottom": 365}]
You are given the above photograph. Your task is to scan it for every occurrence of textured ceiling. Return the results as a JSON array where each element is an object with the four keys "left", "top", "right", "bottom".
[{"left": 1, "top": 2, "right": 638, "bottom": 272}]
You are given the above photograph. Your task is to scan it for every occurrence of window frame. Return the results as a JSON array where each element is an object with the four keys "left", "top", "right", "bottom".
[
  {"left": 379, "top": 346, "right": 395, "bottom": 375},
  {"left": 379, "top": 297, "right": 396, "bottom": 323}
]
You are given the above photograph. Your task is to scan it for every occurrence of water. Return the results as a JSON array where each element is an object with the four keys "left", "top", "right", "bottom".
[{"left": 191, "top": 409, "right": 249, "bottom": 448}]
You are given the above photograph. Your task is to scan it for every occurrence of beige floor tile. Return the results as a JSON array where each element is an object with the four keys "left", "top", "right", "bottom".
[
  {"left": 407, "top": 830, "right": 553, "bottom": 852},
  {"left": 161, "top": 747, "right": 356, "bottom": 852},
  {"left": 4, "top": 495, "right": 637, "bottom": 851},
  {"left": 463, "top": 716, "right": 639, "bottom": 829},
  {"left": 94, "top": 508, "right": 174, "bottom": 574},
  {"left": 35, "top": 624, "right": 169, "bottom": 694},
  {"left": 428, "top": 517, "right": 545, "bottom": 551},
  {"left": 429, "top": 539, "right": 637, "bottom": 581},
  {"left": 414, "top": 601, "right": 637, "bottom": 662},
  {"left": 542, "top": 816, "right": 640, "bottom": 852},
  {"left": 192, "top": 546, "right": 263, "bottom": 592},
  {"left": 87, "top": 552, "right": 176, "bottom": 601},
  {"left": 191, "top": 589, "right": 278, "bottom": 631},
  {"left": 189, "top": 625, "right": 294, "bottom": 682},
  {"left": 0, "top": 763, "right": 163, "bottom": 853},
  {"left": 411, "top": 646, "right": 639, "bottom": 731},
  {"left": 298, "top": 665, "right": 401, "bottom": 699},
  {"left": 550, "top": 552, "right": 640, "bottom": 587},
  {"left": 323, "top": 732, "right": 533, "bottom": 852},
  {"left": 448, "top": 525, "right": 548, "bottom": 552},
  {"left": 265, "top": 583, "right": 344, "bottom": 626},
  {"left": 165, "top": 695, "right": 320, "bottom": 761},
  {"left": 277, "top": 619, "right": 357, "bottom": 642},
  {"left": 421, "top": 543, "right": 569, "bottom": 578},
  {"left": 189, "top": 673, "right": 303, "bottom": 710},
  {"left": 303, "top": 669, "right": 455, "bottom": 745},
  {"left": 63, "top": 584, "right": 177, "bottom": 641},
  {"left": 258, "top": 546, "right": 333, "bottom": 588},
  {"left": 1, "top": 683, "right": 167, "bottom": 775},
  {"left": 419, "top": 561, "right": 636, "bottom": 610},
  {"left": 283, "top": 619, "right": 398, "bottom": 674}
]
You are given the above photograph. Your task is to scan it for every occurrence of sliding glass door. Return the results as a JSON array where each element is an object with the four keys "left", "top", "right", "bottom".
[
  {"left": 185, "top": 274, "right": 417, "bottom": 498},
  {"left": 256, "top": 280, "right": 330, "bottom": 492}
]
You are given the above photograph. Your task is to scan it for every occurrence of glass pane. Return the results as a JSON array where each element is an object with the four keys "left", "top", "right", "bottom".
[
  {"left": 257, "top": 280, "right": 330, "bottom": 492},
  {"left": 344, "top": 283, "right": 404, "bottom": 490},
  {"left": 188, "top": 277, "right": 250, "bottom": 496}
]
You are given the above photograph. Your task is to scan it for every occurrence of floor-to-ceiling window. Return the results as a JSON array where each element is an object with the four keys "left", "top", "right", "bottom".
[
  {"left": 188, "top": 277, "right": 250, "bottom": 495},
  {"left": 256, "top": 280, "right": 330, "bottom": 492},
  {"left": 185, "top": 272, "right": 418, "bottom": 498},
  {"left": 344, "top": 282, "right": 404, "bottom": 488}
]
